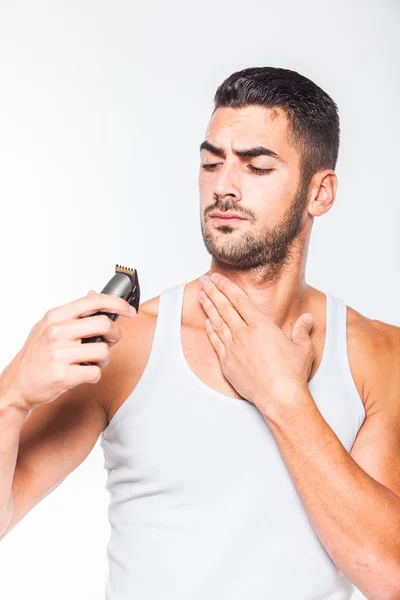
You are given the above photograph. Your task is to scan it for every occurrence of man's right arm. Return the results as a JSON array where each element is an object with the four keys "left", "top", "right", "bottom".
[
  {"left": 0, "top": 288, "right": 138, "bottom": 540},
  {"left": 0, "top": 378, "right": 108, "bottom": 540},
  {"left": 0, "top": 388, "right": 31, "bottom": 536}
]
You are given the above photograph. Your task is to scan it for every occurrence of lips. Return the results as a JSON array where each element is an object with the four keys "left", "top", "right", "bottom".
[{"left": 209, "top": 212, "right": 247, "bottom": 220}]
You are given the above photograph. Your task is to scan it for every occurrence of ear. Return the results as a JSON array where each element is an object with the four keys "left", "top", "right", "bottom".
[{"left": 307, "top": 170, "right": 338, "bottom": 217}]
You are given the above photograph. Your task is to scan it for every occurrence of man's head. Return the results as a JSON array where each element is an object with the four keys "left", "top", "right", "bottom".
[{"left": 199, "top": 66, "right": 340, "bottom": 279}]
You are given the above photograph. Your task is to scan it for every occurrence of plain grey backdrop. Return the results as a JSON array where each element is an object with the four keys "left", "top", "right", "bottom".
[{"left": 0, "top": 1, "right": 399, "bottom": 598}]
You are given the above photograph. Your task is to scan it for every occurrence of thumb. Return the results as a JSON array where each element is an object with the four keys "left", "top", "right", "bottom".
[{"left": 292, "top": 313, "right": 313, "bottom": 344}]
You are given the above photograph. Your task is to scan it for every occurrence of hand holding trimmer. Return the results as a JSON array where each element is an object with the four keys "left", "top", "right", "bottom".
[
  {"left": 0, "top": 264, "right": 140, "bottom": 413},
  {"left": 80, "top": 264, "right": 140, "bottom": 365}
]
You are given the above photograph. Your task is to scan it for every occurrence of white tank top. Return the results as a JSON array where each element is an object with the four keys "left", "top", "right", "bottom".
[{"left": 100, "top": 281, "right": 366, "bottom": 599}]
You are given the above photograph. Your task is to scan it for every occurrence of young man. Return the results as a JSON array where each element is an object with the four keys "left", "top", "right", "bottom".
[{"left": 1, "top": 67, "right": 399, "bottom": 600}]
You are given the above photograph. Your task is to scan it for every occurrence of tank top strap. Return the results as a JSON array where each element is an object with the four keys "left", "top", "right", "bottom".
[
  {"left": 149, "top": 284, "right": 349, "bottom": 388},
  {"left": 328, "top": 292, "right": 355, "bottom": 380},
  {"left": 326, "top": 292, "right": 347, "bottom": 359},
  {"left": 146, "top": 281, "right": 187, "bottom": 368},
  {"left": 318, "top": 291, "right": 359, "bottom": 394}
]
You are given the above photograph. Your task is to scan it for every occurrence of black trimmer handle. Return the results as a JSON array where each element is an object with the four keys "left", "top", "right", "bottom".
[{"left": 80, "top": 264, "right": 140, "bottom": 366}]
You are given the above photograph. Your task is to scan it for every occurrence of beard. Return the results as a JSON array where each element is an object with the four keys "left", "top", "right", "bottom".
[{"left": 200, "top": 178, "right": 309, "bottom": 282}]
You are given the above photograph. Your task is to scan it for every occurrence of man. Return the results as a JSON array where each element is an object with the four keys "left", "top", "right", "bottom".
[{"left": 1, "top": 66, "right": 399, "bottom": 599}]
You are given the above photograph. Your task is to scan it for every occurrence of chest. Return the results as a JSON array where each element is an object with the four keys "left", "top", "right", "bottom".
[
  {"left": 180, "top": 323, "right": 326, "bottom": 401},
  {"left": 106, "top": 303, "right": 367, "bottom": 426}
]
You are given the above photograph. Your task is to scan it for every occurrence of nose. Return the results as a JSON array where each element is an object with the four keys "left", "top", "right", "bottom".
[{"left": 212, "top": 163, "right": 242, "bottom": 203}]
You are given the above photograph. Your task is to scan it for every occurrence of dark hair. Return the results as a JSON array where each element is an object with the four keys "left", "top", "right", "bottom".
[{"left": 213, "top": 66, "right": 340, "bottom": 186}]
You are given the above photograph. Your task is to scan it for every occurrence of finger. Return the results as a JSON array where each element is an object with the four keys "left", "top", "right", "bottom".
[
  {"left": 199, "top": 290, "right": 233, "bottom": 344},
  {"left": 45, "top": 292, "right": 136, "bottom": 324},
  {"left": 199, "top": 278, "right": 245, "bottom": 333},
  {"left": 64, "top": 341, "right": 111, "bottom": 367},
  {"left": 68, "top": 364, "right": 101, "bottom": 386},
  {"left": 46, "top": 315, "right": 123, "bottom": 345},
  {"left": 292, "top": 313, "right": 313, "bottom": 345},
  {"left": 204, "top": 319, "right": 226, "bottom": 361},
  {"left": 207, "top": 273, "right": 261, "bottom": 327},
  {"left": 76, "top": 314, "right": 123, "bottom": 344}
]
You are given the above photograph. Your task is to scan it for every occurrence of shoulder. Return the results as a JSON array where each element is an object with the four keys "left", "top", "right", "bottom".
[
  {"left": 345, "top": 302, "right": 400, "bottom": 413},
  {"left": 111, "top": 292, "right": 161, "bottom": 361},
  {"left": 97, "top": 294, "right": 161, "bottom": 415},
  {"left": 122, "top": 293, "right": 160, "bottom": 334},
  {"left": 139, "top": 294, "right": 160, "bottom": 319}
]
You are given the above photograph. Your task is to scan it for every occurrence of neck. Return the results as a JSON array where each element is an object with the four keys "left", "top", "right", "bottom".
[{"left": 202, "top": 241, "right": 312, "bottom": 332}]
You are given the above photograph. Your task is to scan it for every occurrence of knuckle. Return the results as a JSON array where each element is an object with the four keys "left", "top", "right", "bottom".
[
  {"left": 222, "top": 327, "right": 232, "bottom": 341},
  {"left": 44, "top": 308, "right": 57, "bottom": 324},
  {"left": 213, "top": 320, "right": 223, "bottom": 332},
  {"left": 90, "top": 292, "right": 102, "bottom": 308},
  {"left": 46, "top": 323, "right": 60, "bottom": 341},
  {"left": 231, "top": 295, "right": 242, "bottom": 307}
]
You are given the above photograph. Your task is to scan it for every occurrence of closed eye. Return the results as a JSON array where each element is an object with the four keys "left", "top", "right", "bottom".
[{"left": 201, "top": 164, "right": 274, "bottom": 175}]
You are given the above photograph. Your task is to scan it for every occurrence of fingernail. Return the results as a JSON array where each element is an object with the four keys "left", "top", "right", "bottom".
[
  {"left": 129, "top": 305, "right": 137, "bottom": 316},
  {"left": 302, "top": 313, "right": 313, "bottom": 327},
  {"left": 199, "top": 275, "right": 210, "bottom": 287}
]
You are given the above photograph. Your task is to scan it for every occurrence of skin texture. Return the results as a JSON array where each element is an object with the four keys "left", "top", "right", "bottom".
[
  {"left": 198, "top": 104, "right": 337, "bottom": 321},
  {"left": 107, "top": 105, "right": 341, "bottom": 415},
  {"left": 103, "top": 104, "right": 400, "bottom": 597},
  {"left": 106, "top": 103, "right": 386, "bottom": 422},
  {"left": 3, "top": 103, "right": 399, "bottom": 597},
  {"left": 107, "top": 104, "right": 363, "bottom": 414}
]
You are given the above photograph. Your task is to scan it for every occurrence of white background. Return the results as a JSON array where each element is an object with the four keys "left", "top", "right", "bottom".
[{"left": 0, "top": 1, "right": 399, "bottom": 598}]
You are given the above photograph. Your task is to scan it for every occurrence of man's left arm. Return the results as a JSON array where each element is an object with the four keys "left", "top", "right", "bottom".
[
  {"left": 263, "top": 322, "right": 400, "bottom": 600},
  {"left": 198, "top": 274, "right": 400, "bottom": 600}
]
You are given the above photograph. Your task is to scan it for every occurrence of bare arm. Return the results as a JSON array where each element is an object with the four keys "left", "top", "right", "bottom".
[
  {"left": 0, "top": 388, "right": 31, "bottom": 535},
  {"left": 0, "top": 380, "right": 107, "bottom": 540},
  {"left": 262, "top": 320, "right": 400, "bottom": 600},
  {"left": 0, "top": 289, "right": 137, "bottom": 540}
]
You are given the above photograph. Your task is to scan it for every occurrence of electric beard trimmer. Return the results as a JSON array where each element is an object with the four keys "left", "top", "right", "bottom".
[{"left": 80, "top": 264, "right": 140, "bottom": 366}]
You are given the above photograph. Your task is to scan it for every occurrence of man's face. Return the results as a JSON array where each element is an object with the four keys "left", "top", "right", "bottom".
[{"left": 199, "top": 105, "right": 310, "bottom": 275}]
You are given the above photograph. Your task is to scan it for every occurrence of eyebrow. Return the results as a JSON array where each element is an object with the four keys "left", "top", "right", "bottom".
[{"left": 199, "top": 140, "right": 285, "bottom": 162}]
